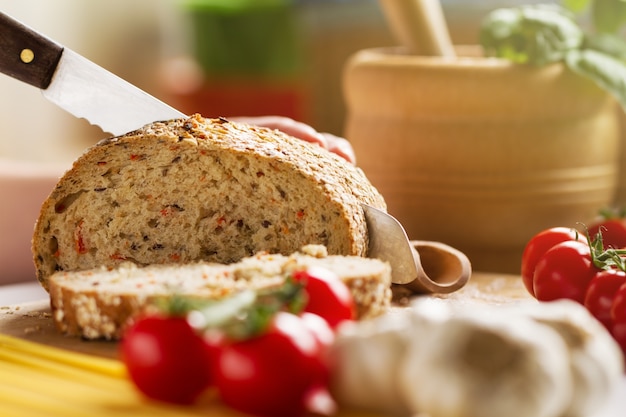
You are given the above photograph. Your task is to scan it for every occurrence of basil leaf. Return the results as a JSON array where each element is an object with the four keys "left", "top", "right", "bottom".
[
  {"left": 584, "top": 33, "right": 626, "bottom": 61},
  {"left": 480, "top": 5, "right": 584, "bottom": 66},
  {"left": 565, "top": 48, "right": 626, "bottom": 109}
]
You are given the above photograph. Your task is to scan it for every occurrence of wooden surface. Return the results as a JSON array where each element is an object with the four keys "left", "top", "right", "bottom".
[{"left": 0, "top": 272, "right": 533, "bottom": 360}]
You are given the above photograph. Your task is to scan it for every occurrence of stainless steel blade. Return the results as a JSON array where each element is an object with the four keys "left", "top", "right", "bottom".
[
  {"left": 42, "top": 49, "right": 185, "bottom": 136},
  {"left": 361, "top": 204, "right": 472, "bottom": 292},
  {"left": 361, "top": 204, "right": 419, "bottom": 284}
]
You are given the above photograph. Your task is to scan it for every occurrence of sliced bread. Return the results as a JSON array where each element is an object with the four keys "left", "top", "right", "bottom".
[
  {"left": 49, "top": 245, "right": 392, "bottom": 340},
  {"left": 32, "top": 115, "right": 386, "bottom": 290}
]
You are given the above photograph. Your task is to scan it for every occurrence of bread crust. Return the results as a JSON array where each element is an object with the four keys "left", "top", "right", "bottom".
[
  {"left": 49, "top": 247, "right": 392, "bottom": 340},
  {"left": 32, "top": 115, "right": 386, "bottom": 290}
]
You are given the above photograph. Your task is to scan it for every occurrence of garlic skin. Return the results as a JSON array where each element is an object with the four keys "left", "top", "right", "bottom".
[
  {"left": 519, "top": 300, "right": 625, "bottom": 417},
  {"left": 329, "top": 311, "right": 413, "bottom": 416},
  {"left": 398, "top": 305, "right": 573, "bottom": 417},
  {"left": 328, "top": 299, "right": 454, "bottom": 415}
]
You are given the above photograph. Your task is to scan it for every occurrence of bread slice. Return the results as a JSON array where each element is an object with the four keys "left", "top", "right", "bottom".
[
  {"left": 49, "top": 245, "right": 392, "bottom": 340},
  {"left": 32, "top": 115, "right": 386, "bottom": 290}
]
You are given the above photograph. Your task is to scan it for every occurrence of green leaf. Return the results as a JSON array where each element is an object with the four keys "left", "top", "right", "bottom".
[
  {"left": 565, "top": 48, "right": 626, "bottom": 109},
  {"left": 480, "top": 5, "right": 584, "bottom": 65},
  {"left": 189, "top": 290, "right": 257, "bottom": 329},
  {"left": 480, "top": 3, "right": 626, "bottom": 112},
  {"left": 584, "top": 33, "right": 626, "bottom": 60},
  {"left": 185, "top": 276, "right": 307, "bottom": 340}
]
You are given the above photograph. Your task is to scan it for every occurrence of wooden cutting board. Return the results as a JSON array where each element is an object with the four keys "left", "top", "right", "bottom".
[{"left": 0, "top": 272, "right": 533, "bottom": 359}]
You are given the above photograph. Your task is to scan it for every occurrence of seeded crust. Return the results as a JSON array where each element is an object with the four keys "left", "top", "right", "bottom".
[
  {"left": 32, "top": 115, "right": 386, "bottom": 291},
  {"left": 49, "top": 245, "right": 392, "bottom": 340}
]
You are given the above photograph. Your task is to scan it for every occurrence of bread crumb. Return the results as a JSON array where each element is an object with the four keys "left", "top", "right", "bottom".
[
  {"left": 25, "top": 311, "right": 51, "bottom": 319},
  {"left": 299, "top": 244, "right": 328, "bottom": 258},
  {"left": 23, "top": 325, "right": 41, "bottom": 334}
]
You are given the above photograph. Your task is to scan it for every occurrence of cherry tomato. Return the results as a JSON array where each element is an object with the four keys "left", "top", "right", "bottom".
[
  {"left": 293, "top": 267, "right": 355, "bottom": 329},
  {"left": 120, "top": 315, "right": 213, "bottom": 404},
  {"left": 588, "top": 218, "right": 626, "bottom": 249},
  {"left": 584, "top": 269, "right": 626, "bottom": 329},
  {"left": 203, "top": 329, "right": 227, "bottom": 378},
  {"left": 521, "top": 227, "right": 586, "bottom": 296},
  {"left": 215, "top": 311, "right": 329, "bottom": 417},
  {"left": 610, "top": 283, "right": 626, "bottom": 357},
  {"left": 300, "top": 311, "right": 335, "bottom": 349},
  {"left": 293, "top": 314, "right": 332, "bottom": 384},
  {"left": 532, "top": 240, "right": 598, "bottom": 303}
]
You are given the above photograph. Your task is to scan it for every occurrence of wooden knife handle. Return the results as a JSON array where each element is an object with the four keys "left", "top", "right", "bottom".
[{"left": 0, "top": 12, "right": 63, "bottom": 89}]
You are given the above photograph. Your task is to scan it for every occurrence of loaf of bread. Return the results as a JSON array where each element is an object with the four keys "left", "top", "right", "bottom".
[
  {"left": 32, "top": 114, "right": 386, "bottom": 291},
  {"left": 49, "top": 245, "right": 392, "bottom": 340}
]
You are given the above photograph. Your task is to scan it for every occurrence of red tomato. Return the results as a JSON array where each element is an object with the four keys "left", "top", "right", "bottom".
[
  {"left": 533, "top": 240, "right": 598, "bottom": 303},
  {"left": 610, "top": 283, "right": 626, "bottom": 357},
  {"left": 293, "top": 267, "right": 355, "bottom": 329},
  {"left": 612, "top": 283, "right": 626, "bottom": 322},
  {"left": 521, "top": 227, "right": 586, "bottom": 296},
  {"left": 120, "top": 315, "right": 213, "bottom": 404},
  {"left": 588, "top": 218, "right": 626, "bottom": 249},
  {"left": 215, "top": 312, "right": 329, "bottom": 417},
  {"left": 203, "top": 329, "right": 227, "bottom": 378},
  {"left": 300, "top": 311, "right": 335, "bottom": 349},
  {"left": 611, "top": 322, "right": 626, "bottom": 359},
  {"left": 584, "top": 269, "right": 626, "bottom": 329}
]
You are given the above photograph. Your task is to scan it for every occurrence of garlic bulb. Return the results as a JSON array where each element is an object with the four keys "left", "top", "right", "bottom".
[
  {"left": 328, "top": 299, "right": 454, "bottom": 415},
  {"left": 329, "top": 311, "right": 413, "bottom": 416},
  {"left": 327, "top": 297, "right": 623, "bottom": 417},
  {"left": 520, "top": 299, "right": 624, "bottom": 417},
  {"left": 398, "top": 308, "right": 573, "bottom": 417}
]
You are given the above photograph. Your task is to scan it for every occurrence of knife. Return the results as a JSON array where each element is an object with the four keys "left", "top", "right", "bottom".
[{"left": 0, "top": 12, "right": 185, "bottom": 136}]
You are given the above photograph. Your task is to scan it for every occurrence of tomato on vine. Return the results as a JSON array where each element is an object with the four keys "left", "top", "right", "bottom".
[
  {"left": 532, "top": 240, "right": 599, "bottom": 303},
  {"left": 120, "top": 315, "right": 214, "bottom": 404},
  {"left": 215, "top": 311, "right": 333, "bottom": 417},
  {"left": 521, "top": 227, "right": 586, "bottom": 296},
  {"left": 584, "top": 269, "right": 626, "bottom": 329},
  {"left": 587, "top": 208, "right": 626, "bottom": 250},
  {"left": 293, "top": 267, "right": 355, "bottom": 329},
  {"left": 610, "top": 283, "right": 626, "bottom": 357},
  {"left": 300, "top": 311, "right": 335, "bottom": 349},
  {"left": 120, "top": 268, "right": 348, "bottom": 415}
]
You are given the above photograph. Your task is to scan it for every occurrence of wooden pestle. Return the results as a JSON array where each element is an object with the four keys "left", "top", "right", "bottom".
[{"left": 378, "top": 0, "right": 455, "bottom": 57}]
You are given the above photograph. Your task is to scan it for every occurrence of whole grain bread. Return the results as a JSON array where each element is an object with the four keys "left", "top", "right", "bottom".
[
  {"left": 32, "top": 115, "right": 386, "bottom": 290},
  {"left": 49, "top": 245, "right": 392, "bottom": 340}
]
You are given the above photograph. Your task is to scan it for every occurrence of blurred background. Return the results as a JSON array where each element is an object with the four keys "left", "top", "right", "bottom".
[{"left": 0, "top": 0, "right": 551, "bottom": 165}]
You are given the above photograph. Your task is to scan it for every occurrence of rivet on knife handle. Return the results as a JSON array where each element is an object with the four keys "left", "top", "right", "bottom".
[{"left": 0, "top": 12, "right": 64, "bottom": 89}]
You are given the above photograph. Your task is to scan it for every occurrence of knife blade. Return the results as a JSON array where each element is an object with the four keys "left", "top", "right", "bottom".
[
  {"left": 0, "top": 12, "right": 185, "bottom": 136},
  {"left": 361, "top": 203, "right": 419, "bottom": 285}
]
